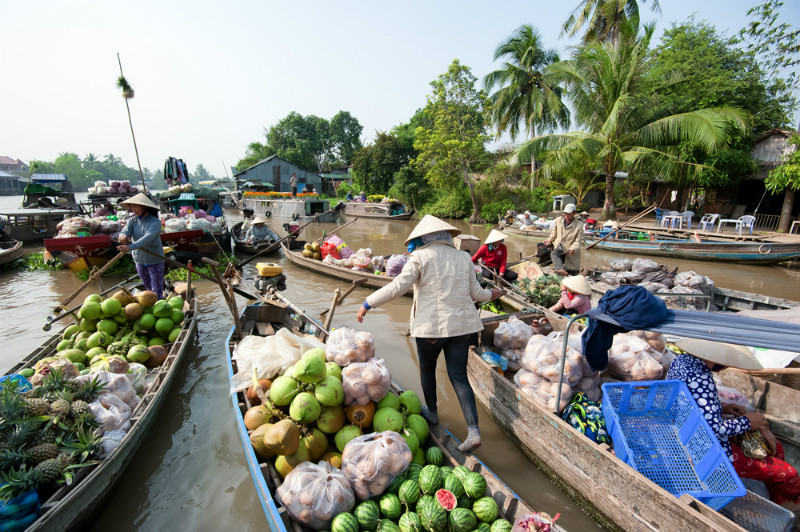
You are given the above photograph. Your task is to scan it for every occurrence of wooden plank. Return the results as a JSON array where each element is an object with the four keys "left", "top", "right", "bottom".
[{"left": 255, "top": 321, "right": 274, "bottom": 336}]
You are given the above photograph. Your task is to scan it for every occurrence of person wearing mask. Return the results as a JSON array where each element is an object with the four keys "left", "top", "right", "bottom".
[
  {"left": 549, "top": 276, "right": 592, "bottom": 315},
  {"left": 667, "top": 339, "right": 800, "bottom": 505},
  {"left": 115, "top": 193, "right": 165, "bottom": 299},
  {"left": 472, "top": 229, "right": 517, "bottom": 281},
  {"left": 356, "top": 215, "right": 502, "bottom": 452},
  {"left": 543, "top": 203, "right": 583, "bottom": 276},
  {"left": 290, "top": 172, "right": 298, "bottom": 198},
  {"left": 245, "top": 216, "right": 278, "bottom": 244}
]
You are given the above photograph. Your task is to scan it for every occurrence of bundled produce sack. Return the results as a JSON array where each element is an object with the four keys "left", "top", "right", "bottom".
[
  {"left": 342, "top": 359, "right": 390, "bottom": 405},
  {"left": 325, "top": 234, "right": 353, "bottom": 259},
  {"left": 609, "top": 258, "right": 632, "bottom": 272},
  {"left": 514, "top": 369, "right": 573, "bottom": 413},
  {"left": 276, "top": 461, "right": 355, "bottom": 530},
  {"left": 326, "top": 327, "right": 375, "bottom": 366},
  {"left": 627, "top": 330, "right": 666, "bottom": 352},
  {"left": 599, "top": 271, "right": 620, "bottom": 286},
  {"left": 350, "top": 248, "right": 374, "bottom": 271},
  {"left": 573, "top": 358, "right": 601, "bottom": 402},
  {"left": 341, "top": 431, "right": 412, "bottom": 500},
  {"left": 631, "top": 258, "right": 660, "bottom": 274},
  {"left": 231, "top": 328, "right": 325, "bottom": 390},
  {"left": 493, "top": 315, "right": 534, "bottom": 350},
  {"left": 523, "top": 335, "right": 583, "bottom": 386},
  {"left": 385, "top": 254, "right": 409, "bottom": 277},
  {"left": 605, "top": 334, "right": 664, "bottom": 381},
  {"left": 370, "top": 255, "right": 385, "bottom": 272},
  {"left": 164, "top": 218, "right": 186, "bottom": 232}
]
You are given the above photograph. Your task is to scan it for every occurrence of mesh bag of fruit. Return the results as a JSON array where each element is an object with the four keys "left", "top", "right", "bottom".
[
  {"left": 276, "top": 461, "right": 355, "bottom": 530},
  {"left": 341, "top": 431, "right": 412, "bottom": 500}
]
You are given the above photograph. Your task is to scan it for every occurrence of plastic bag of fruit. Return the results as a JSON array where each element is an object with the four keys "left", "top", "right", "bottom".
[
  {"left": 326, "top": 327, "right": 375, "bottom": 366},
  {"left": 341, "top": 431, "right": 412, "bottom": 500},
  {"left": 89, "top": 393, "right": 131, "bottom": 432},
  {"left": 494, "top": 315, "right": 534, "bottom": 350},
  {"left": 342, "top": 359, "right": 390, "bottom": 405},
  {"left": 512, "top": 511, "right": 561, "bottom": 532},
  {"left": 522, "top": 335, "right": 583, "bottom": 386},
  {"left": 606, "top": 334, "right": 664, "bottom": 381},
  {"left": 276, "top": 461, "right": 355, "bottom": 530}
]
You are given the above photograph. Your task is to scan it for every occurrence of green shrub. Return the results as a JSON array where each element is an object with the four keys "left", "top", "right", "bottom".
[
  {"left": 481, "top": 199, "right": 516, "bottom": 223},
  {"left": 419, "top": 188, "right": 472, "bottom": 219},
  {"left": 336, "top": 182, "right": 355, "bottom": 199}
]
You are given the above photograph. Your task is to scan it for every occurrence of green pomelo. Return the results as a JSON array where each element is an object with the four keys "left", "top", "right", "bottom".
[
  {"left": 405, "top": 414, "right": 429, "bottom": 445},
  {"left": 62, "top": 324, "right": 80, "bottom": 340},
  {"left": 399, "top": 390, "right": 423, "bottom": 415},
  {"left": 127, "top": 344, "right": 150, "bottom": 364},
  {"left": 293, "top": 353, "right": 326, "bottom": 384},
  {"left": 100, "top": 298, "right": 122, "bottom": 318},
  {"left": 155, "top": 318, "right": 174, "bottom": 338},
  {"left": 152, "top": 300, "right": 173, "bottom": 318},
  {"left": 168, "top": 327, "right": 181, "bottom": 342},
  {"left": 148, "top": 337, "right": 167, "bottom": 347},
  {"left": 138, "top": 313, "right": 156, "bottom": 330},
  {"left": 314, "top": 375, "right": 344, "bottom": 406},
  {"left": 401, "top": 428, "right": 420, "bottom": 455},
  {"left": 335, "top": 425, "right": 362, "bottom": 452},
  {"left": 80, "top": 302, "right": 102, "bottom": 321},
  {"left": 168, "top": 296, "right": 184, "bottom": 309},
  {"left": 169, "top": 309, "right": 184, "bottom": 325},
  {"left": 269, "top": 376, "right": 299, "bottom": 406},
  {"left": 289, "top": 392, "right": 321, "bottom": 423},
  {"left": 61, "top": 349, "right": 86, "bottom": 365},
  {"left": 316, "top": 405, "right": 345, "bottom": 433},
  {"left": 373, "top": 407, "right": 404, "bottom": 432},
  {"left": 325, "top": 361, "right": 342, "bottom": 380},
  {"left": 376, "top": 393, "right": 401, "bottom": 411}
]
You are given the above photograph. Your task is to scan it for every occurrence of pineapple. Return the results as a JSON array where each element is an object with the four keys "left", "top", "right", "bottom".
[
  {"left": 62, "top": 425, "right": 103, "bottom": 463},
  {"left": 26, "top": 443, "right": 59, "bottom": 465},
  {"left": 0, "top": 448, "right": 27, "bottom": 469},
  {"left": 70, "top": 400, "right": 91, "bottom": 419},
  {"left": 38, "top": 421, "right": 60, "bottom": 445},
  {"left": 22, "top": 397, "right": 49, "bottom": 417},
  {"left": 33, "top": 458, "right": 64, "bottom": 485},
  {"left": 0, "top": 465, "right": 38, "bottom": 500},
  {"left": 73, "top": 377, "right": 105, "bottom": 403},
  {"left": 48, "top": 391, "right": 73, "bottom": 421}
]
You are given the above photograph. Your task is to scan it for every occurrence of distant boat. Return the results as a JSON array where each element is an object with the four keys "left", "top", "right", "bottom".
[
  {"left": 242, "top": 196, "right": 341, "bottom": 223},
  {"left": 341, "top": 200, "right": 415, "bottom": 220},
  {"left": 584, "top": 236, "right": 800, "bottom": 265},
  {"left": 0, "top": 228, "right": 23, "bottom": 266},
  {"left": 0, "top": 208, "right": 75, "bottom": 242}
]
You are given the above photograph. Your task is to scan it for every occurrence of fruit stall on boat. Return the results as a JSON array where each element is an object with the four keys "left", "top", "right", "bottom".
[
  {"left": 0, "top": 280, "right": 197, "bottom": 531},
  {"left": 466, "top": 304, "right": 800, "bottom": 532},
  {"left": 226, "top": 299, "right": 565, "bottom": 532},
  {"left": 20, "top": 175, "right": 80, "bottom": 212},
  {"left": 341, "top": 201, "right": 415, "bottom": 220}
]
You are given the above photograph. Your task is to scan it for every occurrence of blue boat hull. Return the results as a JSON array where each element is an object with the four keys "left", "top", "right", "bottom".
[{"left": 585, "top": 238, "right": 800, "bottom": 264}]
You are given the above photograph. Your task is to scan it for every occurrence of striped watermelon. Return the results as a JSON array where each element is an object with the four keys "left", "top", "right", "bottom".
[
  {"left": 399, "top": 511, "right": 424, "bottom": 532},
  {"left": 490, "top": 519, "right": 513, "bottom": 532},
  {"left": 416, "top": 494, "right": 434, "bottom": 513},
  {"left": 462, "top": 472, "right": 487, "bottom": 499},
  {"left": 399, "top": 479, "right": 421, "bottom": 507},
  {"left": 418, "top": 465, "right": 443, "bottom": 494},
  {"left": 425, "top": 447, "right": 444, "bottom": 466},
  {"left": 387, "top": 473, "right": 407, "bottom": 494},
  {"left": 380, "top": 493, "right": 403, "bottom": 520},
  {"left": 472, "top": 497, "right": 499, "bottom": 523},
  {"left": 439, "top": 466, "right": 454, "bottom": 479},
  {"left": 331, "top": 512, "right": 359, "bottom": 532},
  {"left": 449, "top": 508, "right": 478, "bottom": 532},
  {"left": 457, "top": 495, "right": 472, "bottom": 509},
  {"left": 476, "top": 523, "right": 491, "bottom": 532},
  {"left": 354, "top": 500, "right": 380, "bottom": 531},
  {"left": 443, "top": 474, "right": 465, "bottom": 498},
  {"left": 452, "top": 465, "right": 470, "bottom": 481},
  {"left": 377, "top": 520, "right": 402, "bottom": 532},
  {"left": 406, "top": 463, "right": 423, "bottom": 481},
  {"left": 419, "top": 500, "right": 447, "bottom": 532}
]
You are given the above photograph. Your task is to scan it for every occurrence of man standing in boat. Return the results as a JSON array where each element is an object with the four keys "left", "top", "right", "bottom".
[
  {"left": 543, "top": 203, "right": 583, "bottom": 276},
  {"left": 290, "top": 172, "right": 298, "bottom": 199}
]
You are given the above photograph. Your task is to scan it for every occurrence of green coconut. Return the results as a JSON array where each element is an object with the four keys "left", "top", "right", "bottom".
[
  {"left": 263, "top": 419, "right": 300, "bottom": 455},
  {"left": 325, "top": 361, "right": 342, "bottom": 380},
  {"left": 335, "top": 425, "right": 362, "bottom": 453},
  {"left": 293, "top": 353, "right": 326, "bottom": 384},
  {"left": 62, "top": 324, "right": 81, "bottom": 340},
  {"left": 304, "top": 348, "right": 327, "bottom": 364},
  {"left": 96, "top": 318, "right": 118, "bottom": 335},
  {"left": 169, "top": 309, "right": 184, "bottom": 325},
  {"left": 405, "top": 414, "right": 429, "bottom": 445},
  {"left": 155, "top": 318, "right": 174, "bottom": 338},
  {"left": 399, "top": 390, "right": 423, "bottom": 415},
  {"left": 168, "top": 327, "right": 181, "bottom": 342},
  {"left": 301, "top": 428, "right": 328, "bottom": 461},
  {"left": 152, "top": 300, "right": 173, "bottom": 318},
  {"left": 100, "top": 298, "right": 122, "bottom": 318},
  {"left": 79, "top": 319, "right": 98, "bottom": 333},
  {"left": 80, "top": 302, "right": 102, "bottom": 321},
  {"left": 168, "top": 296, "right": 184, "bottom": 310},
  {"left": 376, "top": 393, "right": 401, "bottom": 411},
  {"left": 138, "top": 313, "right": 156, "bottom": 330},
  {"left": 314, "top": 375, "right": 344, "bottom": 406},
  {"left": 87, "top": 331, "right": 112, "bottom": 349},
  {"left": 269, "top": 376, "right": 300, "bottom": 406},
  {"left": 289, "top": 392, "right": 322, "bottom": 424},
  {"left": 61, "top": 349, "right": 86, "bottom": 365},
  {"left": 127, "top": 344, "right": 150, "bottom": 364},
  {"left": 374, "top": 407, "right": 404, "bottom": 432},
  {"left": 316, "top": 405, "right": 346, "bottom": 433},
  {"left": 85, "top": 347, "right": 106, "bottom": 364}
]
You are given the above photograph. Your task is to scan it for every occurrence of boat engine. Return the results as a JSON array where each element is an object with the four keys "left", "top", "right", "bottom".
[{"left": 254, "top": 262, "right": 287, "bottom": 294}]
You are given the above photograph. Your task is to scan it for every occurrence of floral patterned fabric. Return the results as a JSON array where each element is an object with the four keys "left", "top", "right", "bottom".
[{"left": 732, "top": 440, "right": 800, "bottom": 504}]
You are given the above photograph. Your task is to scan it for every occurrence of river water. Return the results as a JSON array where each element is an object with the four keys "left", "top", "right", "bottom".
[{"left": 1, "top": 194, "right": 798, "bottom": 531}]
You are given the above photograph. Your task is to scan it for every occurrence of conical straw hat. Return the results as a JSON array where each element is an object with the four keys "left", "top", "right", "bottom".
[
  {"left": 119, "top": 192, "right": 158, "bottom": 210},
  {"left": 484, "top": 229, "right": 508, "bottom": 245},
  {"left": 674, "top": 339, "right": 763, "bottom": 370},
  {"left": 562, "top": 275, "right": 591, "bottom": 295},
  {"left": 404, "top": 215, "right": 461, "bottom": 245},
  {"left": 252, "top": 215, "right": 269, "bottom": 224}
]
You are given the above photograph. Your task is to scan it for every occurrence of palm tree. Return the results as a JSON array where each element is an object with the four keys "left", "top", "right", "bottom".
[
  {"left": 520, "top": 20, "right": 749, "bottom": 219},
  {"left": 562, "top": 0, "right": 660, "bottom": 47},
  {"left": 484, "top": 25, "right": 568, "bottom": 188}
]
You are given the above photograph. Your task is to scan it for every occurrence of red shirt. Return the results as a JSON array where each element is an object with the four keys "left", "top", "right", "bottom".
[{"left": 472, "top": 243, "right": 508, "bottom": 273}]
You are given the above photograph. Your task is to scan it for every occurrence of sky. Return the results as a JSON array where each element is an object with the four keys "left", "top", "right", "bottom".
[{"left": 2, "top": 0, "right": 798, "bottom": 179}]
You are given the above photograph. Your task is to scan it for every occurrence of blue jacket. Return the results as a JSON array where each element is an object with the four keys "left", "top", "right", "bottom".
[
  {"left": 581, "top": 286, "right": 667, "bottom": 371},
  {"left": 121, "top": 214, "right": 164, "bottom": 265}
]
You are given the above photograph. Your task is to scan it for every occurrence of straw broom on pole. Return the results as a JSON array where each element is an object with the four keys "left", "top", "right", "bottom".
[{"left": 116, "top": 53, "right": 147, "bottom": 192}]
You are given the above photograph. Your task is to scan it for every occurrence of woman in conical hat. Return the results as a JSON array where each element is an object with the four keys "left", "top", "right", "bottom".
[
  {"left": 357, "top": 215, "right": 502, "bottom": 452},
  {"left": 471, "top": 229, "right": 517, "bottom": 281},
  {"left": 116, "top": 193, "right": 166, "bottom": 299},
  {"left": 666, "top": 339, "right": 800, "bottom": 504},
  {"left": 245, "top": 215, "right": 278, "bottom": 243},
  {"left": 549, "top": 275, "right": 592, "bottom": 315}
]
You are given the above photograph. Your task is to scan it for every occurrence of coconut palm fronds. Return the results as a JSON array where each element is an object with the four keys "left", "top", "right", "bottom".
[{"left": 116, "top": 76, "right": 134, "bottom": 99}]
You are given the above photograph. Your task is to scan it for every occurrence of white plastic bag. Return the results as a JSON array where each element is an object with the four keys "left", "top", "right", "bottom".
[
  {"left": 606, "top": 335, "right": 664, "bottom": 381},
  {"left": 276, "top": 461, "right": 355, "bottom": 530},
  {"left": 342, "top": 359, "right": 391, "bottom": 405},
  {"left": 523, "top": 335, "right": 583, "bottom": 386},
  {"left": 513, "top": 369, "right": 573, "bottom": 412},
  {"left": 89, "top": 393, "right": 132, "bottom": 432},
  {"left": 326, "top": 327, "right": 375, "bottom": 366},
  {"left": 99, "top": 429, "right": 127, "bottom": 457},
  {"left": 231, "top": 329, "right": 325, "bottom": 391},
  {"left": 77, "top": 371, "right": 139, "bottom": 410},
  {"left": 341, "top": 431, "right": 412, "bottom": 500},
  {"left": 494, "top": 316, "right": 534, "bottom": 350},
  {"left": 126, "top": 363, "right": 149, "bottom": 395},
  {"left": 164, "top": 218, "right": 186, "bottom": 233}
]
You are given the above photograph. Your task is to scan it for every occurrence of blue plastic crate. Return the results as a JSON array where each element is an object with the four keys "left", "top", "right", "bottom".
[{"left": 601, "top": 380, "right": 746, "bottom": 510}]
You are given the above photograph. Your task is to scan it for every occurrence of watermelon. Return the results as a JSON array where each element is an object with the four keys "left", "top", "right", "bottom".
[
  {"left": 439, "top": 466, "right": 454, "bottom": 479},
  {"left": 443, "top": 475, "right": 465, "bottom": 498},
  {"left": 399, "top": 479, "right": 421, "bottom": 507},
  {"left": 386, "top": 473, "right": 407, "bottom": 494},
  {"left": 399, "top": 512, "right": 424, "bottom": 532},
  {"left": 490, "top": 519, "right": 513, "bottom": 532},
  {"left": 457, "top": 495, "right": 472, "bottom": 509},
  {"left": 425, "top": 447, "right": 444, "bottom": 466},
  {"left": 418, "top": 465, "right": 443, "bottom": 494},
  {"left": 332, "top": 513, "right": 359, "bottom": 532},
  {"left": 419, "top": 500, "right": 447, "bottom": 532},
  {"left": 354, "top": 500, "right": 380, "bottom": 531},
  {"left": 463, "top": 472, "right": 487, "bottom": 499},
  {"left": 472, "top": 497, "right": 499, "bottom": 523},
  {"left": 416, "top": 494, "right": 434, "bottom": 514},
  {"left": 377, "top": 521, "right": 401, "bottom": 532},
  {"left": 452, "top": 465, "right": 470, "bottom": 481},
  {"left": 449, "top": 508, "right": 477, "bottom": 532},
  {"left": 380, "top": 493, "right": 403, "bottom": 520},
  {"left": 435, "top": 488, "right": 456, "bottom": 510},
  {"left": 476, "top": 523, "right": 491, "bottom": 532},
  {"left": 406, "top": 463, "right": 423, "bottom": 481}
]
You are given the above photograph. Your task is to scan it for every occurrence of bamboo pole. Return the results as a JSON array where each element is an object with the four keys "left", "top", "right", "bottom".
[
  {"left": 323, "top": 288, "right": 342, "bottom": 332},
  {"left": 55, "top": 251, "right": 127, "bottom": 313}
]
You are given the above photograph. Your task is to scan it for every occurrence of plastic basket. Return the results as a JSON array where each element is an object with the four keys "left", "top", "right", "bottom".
[{"left": 602, "top": 380, "right": 746, "bottom": 510}]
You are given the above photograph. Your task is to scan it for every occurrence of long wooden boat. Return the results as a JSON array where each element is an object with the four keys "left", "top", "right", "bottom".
[
  {"left": 0, "top": 209, "right": 75, "bottom": 242},
  {"left": 226, "top": 302, "right": 565, "bottom": 532},
  {"left": 231, "top": 221, "right": 281, "bottom": 256},
  {"left": 0, "top": 238, "right": 24, "bottom": 265},
  {"left": 280, "top": 241, "right": 412, "bottom": 296},
  {"left": 2, "top": 283, "right": 197, "bottom": 531},
  {"left": 341, "top": 201, "right": 415, "bottom": 220},
  {"left": 584, "top": 236, "right": 800, "bottom": 265},
  {"left": 467, "top": 311, "right": 799, "bottom": 532},
  {"left": 497, "top": 223, "right": 550, "bottom": 239},
  {"left": 242, "top": 197, "right": 342, "bottom": 223}
]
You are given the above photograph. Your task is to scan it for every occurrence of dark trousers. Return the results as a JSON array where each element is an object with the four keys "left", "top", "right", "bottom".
[
  {"left": 291, "top": 186, "right": 297, "bottom": 198},
  {"left": 415, "top": 334, "right": 479, "bottom": 426},
  {"left": 481, "top": 267, "right": 517, "bottom": 282}
]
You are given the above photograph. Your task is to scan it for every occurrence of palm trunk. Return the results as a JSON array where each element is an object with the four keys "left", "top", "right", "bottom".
[
  {"left": 529, "top": 121, "right": 537, "bottom": 190},
  {"left": 603, "top": 158, "right": 617, "bottom": 219},
  {"left": 778, "top": 188, "right": 795, "bottom": 232}
]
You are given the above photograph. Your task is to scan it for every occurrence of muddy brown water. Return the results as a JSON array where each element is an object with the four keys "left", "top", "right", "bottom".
[{"left": 1, "top": 197, "right": 798, "bottom": 530}]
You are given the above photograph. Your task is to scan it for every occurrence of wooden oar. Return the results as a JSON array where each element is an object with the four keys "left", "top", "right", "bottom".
[
  {"left": 585, "top": 203, "right": 657, "bottom": 250},
  {"left": 311, "top": 217, "right": 358, "bottom": 245},
  {"left": 55, "top": 251, "right": 127, "bottom": 313},
  {"left": 321, "top": 278, "right": 367, "bottom": 316},
  {"left": 238, "top": 215, "right": 331, "bottom": 268}
]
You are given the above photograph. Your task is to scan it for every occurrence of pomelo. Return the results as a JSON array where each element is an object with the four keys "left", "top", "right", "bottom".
[
  {"left": 155, "top": 318, "right": 174, "bottom": 338},
  {"left": 169, "top": 309, "right": 183, "bottom": 325},
  {"left": 152, "top": 300, "right": 173, "bottom": 318}
]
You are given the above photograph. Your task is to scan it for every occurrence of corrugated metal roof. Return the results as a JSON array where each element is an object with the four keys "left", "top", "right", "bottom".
[{"left": 30, "top": 173, "right": 68, "bottom": 182}]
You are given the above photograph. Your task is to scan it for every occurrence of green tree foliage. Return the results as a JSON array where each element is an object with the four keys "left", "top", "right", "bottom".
[
  {"left": 522, "top": 19, "right": 749, "bottom": 218},
  {"left": 414, "top": 59, "right": 492, "bottom": 222},
  {"left": 741, "top": 0, "right": 799, "bottom": 93},
  {"left": 387, "top": 165, "right": 429, "bottom": 211},
  {"left": 27, "top": 153, "right": 141, "bottom": 191},
  {"left": 765, "top": 135, "right": 800, "bottom": 232},
  {"left": 194, "top": 164, "right": 213, "bottom": 181},
  {"left": 351, "top": 131, "right": 414, "bottom": 194},
  {"left": 329, "top": 111, "right": 364, "bottom": 164},
  {"left": 561, "top": 0, "right": 661, "bottom": 46},
  {"left": 544, "top": 150, "right": 605, "bottom": 206}
]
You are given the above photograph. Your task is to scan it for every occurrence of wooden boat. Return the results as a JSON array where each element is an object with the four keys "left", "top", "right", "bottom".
[
  {"left": 341, "top": 201, "right": 415, "bottom": 220},
  {"left": 467, "top": 311, "right": 799, "bottom": 532},
  {"left": 0, "top": 227, "right": 24, "bottom": 265},
  {"left": 231, "top": 221, "right": 282, "bottom": 256},
  {"left": 0, "top": 209, "right": 75, "bottom": 242},
  {"left": 2, "top": 283, "right": 197, "bottom": 531},
  {"left": 497, "top": 223, "right": 550, "bottom": 239},
  {"left": 242, "top": 197, "right": 342, "bottom": 223},
  {"left": 226, "top": 302, "right": 565, "bottom": 532},
  {"left": 583, "top": 236, "right": 800, "bottom": 265},
  {"left": 280, "top": 241, "right": 412, "bottom": 296}
]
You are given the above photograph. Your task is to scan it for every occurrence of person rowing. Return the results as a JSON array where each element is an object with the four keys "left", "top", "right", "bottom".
[
  {"left": 245, "top": 215, "right": 278, "bottom": 244},
  {"left": 472, "top": 229, "right": 517, "bottom": 282}
]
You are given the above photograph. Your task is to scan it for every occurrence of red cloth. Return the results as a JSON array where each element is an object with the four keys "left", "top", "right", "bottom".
[
  {"left": 320, "top": 242, "right": 340, "bottom": 260},
  {"left": 472, "top": 243, "right": 508, "bottom": 274},
  {"left": 731, "top": 440, "right": 800, "bottom": 504}
]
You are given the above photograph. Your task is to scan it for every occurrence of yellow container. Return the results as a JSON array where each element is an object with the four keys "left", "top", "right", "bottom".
[{"left": 256, "top": 262, "right": 283, "bottom": 277}]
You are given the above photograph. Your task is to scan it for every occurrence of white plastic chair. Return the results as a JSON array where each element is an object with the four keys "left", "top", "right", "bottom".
[
  {"left": 698, "top": 214, "right": 719, "bottom": 231},
  {"left": 736, "top": 215, "right": 756, "bottom": 235},
  {"left": 681, "top": 211, "right": 694, "bottom": 229}
]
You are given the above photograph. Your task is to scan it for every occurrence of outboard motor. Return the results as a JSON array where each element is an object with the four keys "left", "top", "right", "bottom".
[{"left": 254, "top": 262, "right": 287, "bottom": 293}]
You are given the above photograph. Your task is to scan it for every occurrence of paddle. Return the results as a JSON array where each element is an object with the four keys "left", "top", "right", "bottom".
[
  {"left": 54, "top": 251, "right": 127, "bottom": 314},
  {"left": 320, "top": 278, "right": 367, "bottom": 316},
  {"left": 585, "top": 203, "right": 657, "bottom": 250},
  {"left": 237, "top": 214, "right": 339, "bottom": 268},
  {"left": 311, "top": 217, "right": 358, "bottom": 245}
]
